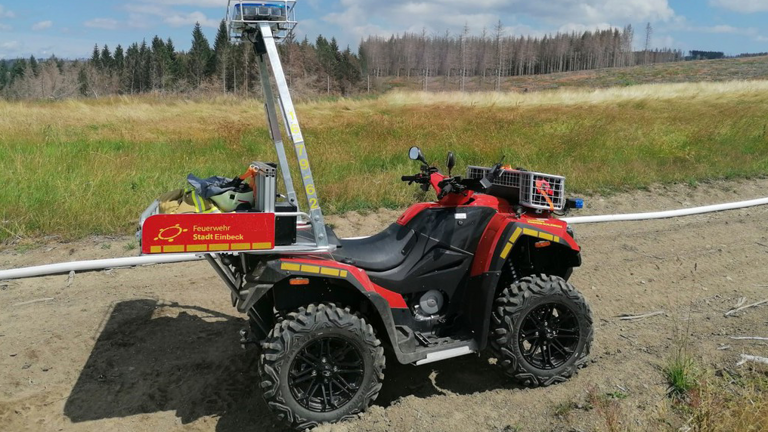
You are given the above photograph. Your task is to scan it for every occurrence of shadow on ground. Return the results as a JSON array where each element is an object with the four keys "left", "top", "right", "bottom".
[{"left": 64, "top": 299, "right": 517, "bottom": 431}]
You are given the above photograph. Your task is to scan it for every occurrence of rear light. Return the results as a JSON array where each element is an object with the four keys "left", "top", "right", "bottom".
[
  {"left": 535, "top": 241, "right": 551, "bottom": 249},
  {"left": 566, "top": 198, "right": 584, "bottom": 210},
  {"left": 290, "top": 278, "right": 310, "bottom": 286}
]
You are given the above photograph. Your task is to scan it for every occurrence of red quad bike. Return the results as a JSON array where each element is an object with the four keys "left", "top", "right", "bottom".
[
  {"left": 243, "top": 148, "right": 592, "bottom": 428},
  {"left": 139, "top": 5, "right": 593, "bottom": 428}
]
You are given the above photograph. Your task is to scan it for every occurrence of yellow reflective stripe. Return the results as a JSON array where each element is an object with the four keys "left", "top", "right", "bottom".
[
  {"left": 281, "top": 263, "right": 301, "bottom": 271},
  {"left": 523, "top": 228, "right": 539, "bottom": 237},
  {"left": 510, "top": 227, "right": 523, "bottom": 244},
  {"left": 321, "top": 267, "right": 340, "bottom": 277},
  {"left": 301, "top": 265, "right": 321, "bottom": 274},
  {"left": 231, "top": 243, "right": 251, "bottom": 251},
  {"left": 252, "top": 242, "right": 273, "bottom": 250},
  {"left": 500, "top": 242, "right": 513, "bottom": 260},
  {"left": 209, "top": 244, "right": 230, "bottom": 251},
  {"left": 279, "top": 263, "right": 349, "bottom": 277},
  {"left": 539, "top": 232, "right": 554, "bottom": 241},
  {"left": 190, "top": 191, "right": 201, "bottom": 213},
  {"left": 150, "top": 246, "right": 162, "bottom": 253},
  {"left": 554, "top": 236, "right": 560, "bottom": 243},
  {"left": 163, "top": 245, "right": 185, "bottom": 253},
  {"left": 186, "top": 244, "right": 208, "bottom": 252}
]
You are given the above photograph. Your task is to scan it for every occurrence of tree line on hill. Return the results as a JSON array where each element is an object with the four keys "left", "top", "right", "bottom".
[
  {"left": 0, "top": 21, "right": 363, "bottom": 100},
  {"left": 0, "top": 21, "right": 708, "bottom": 100},
  {"left": 360, "top": 24, "right": 684, "bottom": 90},
  {"left": 686, "top": 50, "right": 725, "bottom": 60}
]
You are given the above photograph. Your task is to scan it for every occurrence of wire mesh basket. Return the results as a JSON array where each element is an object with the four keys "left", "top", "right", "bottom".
[{"left": 467, "top": 166, "right": 566, "bottom": 211}]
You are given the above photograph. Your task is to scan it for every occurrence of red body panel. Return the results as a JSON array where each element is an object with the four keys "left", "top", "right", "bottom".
[
  {"left": 280, "top": 258, "right": 408, "bottom": 309},
  {"left": 470, "top": 213, "right": 515, "bottom": 276},
  {"left": 396, "top": 173, "right": 579, "bottom": 276},
  {"left": 142, "top": 213, "right": 275, "bottom": 254}
]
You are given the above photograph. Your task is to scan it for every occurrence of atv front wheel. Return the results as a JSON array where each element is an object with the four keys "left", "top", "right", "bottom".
[
  {"left": 490, "top": 275, "right": 593, "bottom": 387},
  {"left": 259, "top": 303, "right": 385, "bottom": 430}
]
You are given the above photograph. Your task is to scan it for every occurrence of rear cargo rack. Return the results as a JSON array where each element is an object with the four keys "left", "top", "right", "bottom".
[{"left": 467, "top": 166, "right": 566, "bottom": 211}]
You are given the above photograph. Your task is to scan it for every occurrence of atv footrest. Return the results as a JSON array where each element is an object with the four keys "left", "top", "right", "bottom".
[{"left": 414, "top": 340, "right": 478, "bottom": 366}]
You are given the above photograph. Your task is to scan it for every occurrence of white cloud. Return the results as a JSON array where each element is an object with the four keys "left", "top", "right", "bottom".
[
  {"left": 0, "top": 23, "right": 10, "bottom": 31},
  {"left": 322, "top": 0, "right": 675, "bottom": 46},
  {"left": 164, "top": 11, "right": 219, "bottom": 28},
  {"left": 677, "top": 24, "right": 758, "bottom": 37},
  {"left": 559, "top": 23, "right": 614, "bottom": 34},
  {"left": 84, "top": 18, "right": 119, "bottom": 30},
  {"left": 124, "top": 3, "right": 168, "bottom": 16},
  {"left": 32, "top": 20, "right": 53, "bottom": 31},
  {"left": 0, "top": 5, "right": 15, "bottom": 18},
  {"left": 710, "top": 0, "right": 768, "bottom": 13},
  {"left": 330, "top": 0, "right": 675, "bottom": 27},
  {"left": 123, "top": 2, "right": 222, "bottom": 29}
]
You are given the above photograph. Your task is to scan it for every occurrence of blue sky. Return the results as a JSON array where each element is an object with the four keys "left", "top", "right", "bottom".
[{"left": 1, "top": 0, "right": 767, "bottom": 60}]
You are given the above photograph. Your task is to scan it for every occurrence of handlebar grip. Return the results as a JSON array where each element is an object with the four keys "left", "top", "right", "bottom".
[{"left": 401, "top": 176, "right": 418, "bottom": 182}]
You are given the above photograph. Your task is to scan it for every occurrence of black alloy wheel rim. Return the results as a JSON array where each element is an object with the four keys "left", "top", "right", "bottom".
[
  {"left": 518, "top": 303, "right": 581, "bottom": 370},
  {"left": 289, "top": 336, "right": 365, "bottom": 412}
]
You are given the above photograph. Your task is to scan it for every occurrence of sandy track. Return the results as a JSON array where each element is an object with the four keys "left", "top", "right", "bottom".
[{"left": 1, "top": 179, "right": 768, "bottom": 432}]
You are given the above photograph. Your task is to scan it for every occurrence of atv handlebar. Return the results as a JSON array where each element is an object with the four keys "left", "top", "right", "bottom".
[{"left": 402, "top": 150, "right": 506, "bottom": 202}]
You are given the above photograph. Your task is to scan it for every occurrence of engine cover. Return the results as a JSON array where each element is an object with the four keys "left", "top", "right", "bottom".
[{"left": 418, "top": 290, "right": 444, "bottom": 316}]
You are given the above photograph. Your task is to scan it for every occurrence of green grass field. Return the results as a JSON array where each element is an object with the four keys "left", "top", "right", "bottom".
[{"left": 1, "top": 79, "right": 768, "bottom": 243}]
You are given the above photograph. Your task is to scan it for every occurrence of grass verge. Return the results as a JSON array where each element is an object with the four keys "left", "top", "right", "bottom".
[{"left": 1, "top": 80, "right": 768, "bottom": 242}]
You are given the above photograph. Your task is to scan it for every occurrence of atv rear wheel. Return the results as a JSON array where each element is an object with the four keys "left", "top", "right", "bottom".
[
  {"left": 490, "top": 274, "right": 593, "bottom": 387},
  {"left": 259, "top": 303, "right": 385, "bottom": 430}
]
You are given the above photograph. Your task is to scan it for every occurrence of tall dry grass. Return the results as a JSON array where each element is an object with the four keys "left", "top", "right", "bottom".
[
  {"left": 378, "top": 80, "right": 768, "bottom": 108},
  {"left": 1, "top": 80, "right": 768, "bottom": 242}
]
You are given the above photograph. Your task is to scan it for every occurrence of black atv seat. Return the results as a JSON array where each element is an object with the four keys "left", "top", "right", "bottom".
[{"left": 332, "top": 224, "right": 416, "bottom": 272}]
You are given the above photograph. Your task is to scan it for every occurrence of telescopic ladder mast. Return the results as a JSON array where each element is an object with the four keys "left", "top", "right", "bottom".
[{"left": 226, "top": 0, "right": 328, "bottom": 248}]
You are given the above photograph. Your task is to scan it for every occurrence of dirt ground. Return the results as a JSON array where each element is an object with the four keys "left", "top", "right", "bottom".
[{"left": 1, "top": 179, "right": 768, "bottom": 432}]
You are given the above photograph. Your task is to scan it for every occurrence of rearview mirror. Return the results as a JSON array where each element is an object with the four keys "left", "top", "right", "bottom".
[
  {"left": 446, "top": 152, "right": 456, "bottom": 175},
  {"left": 409, "top": 147, "right": 428, "bottom": 165}
]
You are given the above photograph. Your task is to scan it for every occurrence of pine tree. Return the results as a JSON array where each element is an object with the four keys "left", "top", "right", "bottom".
[
  {"left": 11, "top": 58, "right": 27, "bottom": 81},
  {"left": 0, "top": 60, "right": 8, "bottom": 90},
  {"left": 189, "top": 22, "right": 214, "bottom": 87},
  {"left": 29, "top": 56, "right": 40, "bottom": 77},
  {"left": 124, "top": 43, "right": 140, "bottom": 93},
  {"left": 165, "top": 38, "right": 180, "bottom": 87},
  {"left": 213, "top": 19, "right": 231, "bottom": 91},
  {"left": 78, "top": 65, "right": 89, "bottom": 96},
  {"left": 113, "top": 45, "right": 125, "bottom": 71},
  {"left": 139, "top": 40, "right": 151, "bottom": 92},
  {"left": 91, "top": 44, "right": 101, "bottom": 69},
  {"left": 101, "top": 45, "right": 113, "bottom": 70},
  {"left": 151, "top": 36, "right": 168, "bottom": 89}
]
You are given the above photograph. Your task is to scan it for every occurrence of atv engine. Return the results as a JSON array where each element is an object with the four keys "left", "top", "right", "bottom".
[{"left": 411, "top": 290, "right": 445, "bottom": 330}]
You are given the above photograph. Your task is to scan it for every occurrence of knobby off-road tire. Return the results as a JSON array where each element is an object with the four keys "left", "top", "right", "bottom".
[
  {"left": 490, "top": 274, "right": 593, "bottom": 387},
  {"left": 259, "top": 303, "right": 386, "bottom": 430}
]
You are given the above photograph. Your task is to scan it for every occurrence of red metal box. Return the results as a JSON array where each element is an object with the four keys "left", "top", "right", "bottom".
[{"left": 142, "top": 213, "right": 276, "bottom": 254}]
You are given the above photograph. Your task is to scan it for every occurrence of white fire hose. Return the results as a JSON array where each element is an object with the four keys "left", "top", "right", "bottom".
[
  {"left": 2, "top": 197, "right": 768, "bottom": 281},
  {"left": 562, "top": 197, "right": 768, "bottom": 225}
]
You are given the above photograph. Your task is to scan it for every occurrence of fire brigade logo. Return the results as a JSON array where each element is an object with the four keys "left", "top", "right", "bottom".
[{"left": 154, "top": 224, "right": 188, "bottom": 243}]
